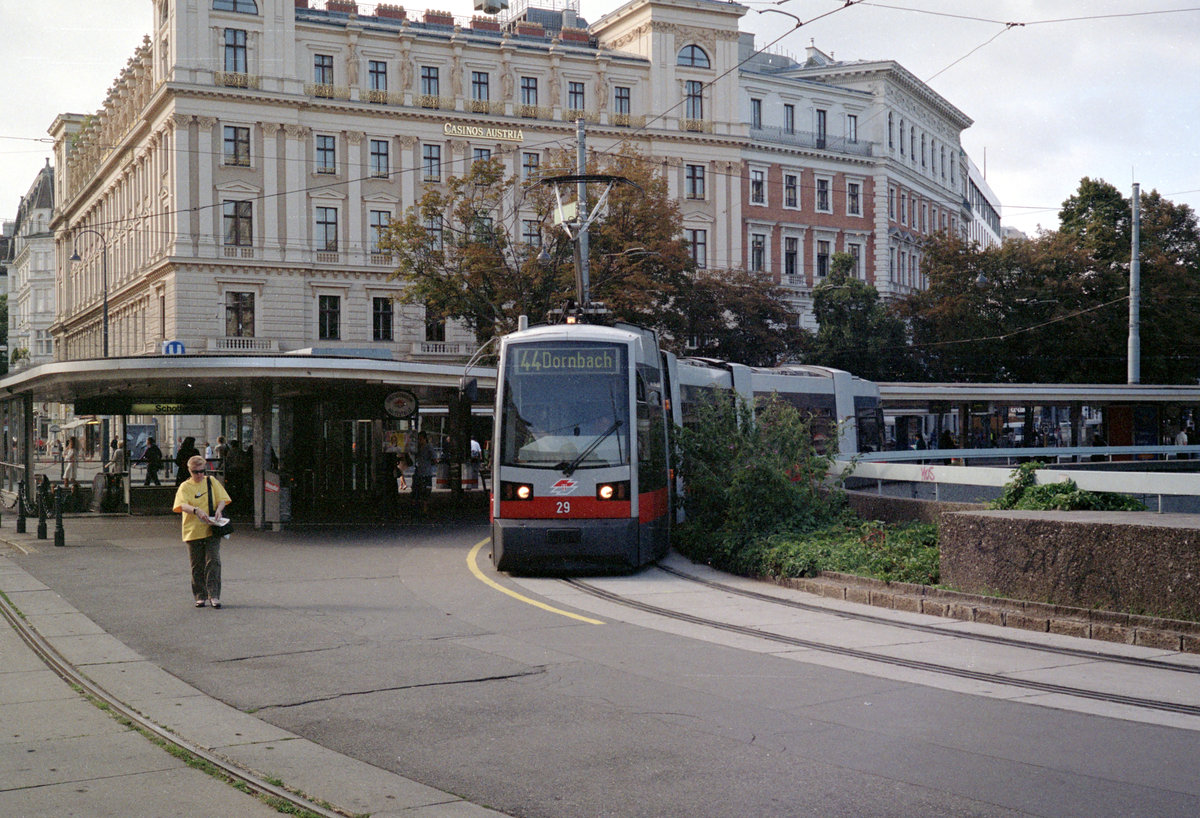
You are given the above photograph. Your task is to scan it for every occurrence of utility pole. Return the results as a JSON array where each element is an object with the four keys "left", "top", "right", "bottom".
[
  {"left": 1128, "top": 182, "right": 1141, "bottom": 384},
  {"left": 574, "top": 118, "right": 590, "bottom": 309}
]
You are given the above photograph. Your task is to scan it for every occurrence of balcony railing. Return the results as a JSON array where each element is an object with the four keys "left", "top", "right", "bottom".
[
  {"left": 412, "top": 341, "right": 478, "bottom": 357},
  {"left": 365, "top": 89, "right": 404, "bottom": 105},
  {"left": 222, "top": 246, "right": 255, "bottom": 259},
  {"left": 207, "top": 337, "right": 279, "bottom": 353},
  {"left": 215, "top": 72, "right": 261, "bottom": 89},
  {"left": 467, "top": 99, "right": 506, "bottom": 115},
  {"left": 370, "top": 253, "right": 394, "bottom": 265},
  {"left": 750, "top": 126, "right": 874, "bottom": 157},
  {"left": 316, "top": 251, "right": 340, "bottom": 263},
  {"left": 417, "top": 94, "right": 455, "bottom": 110},
  {"left": 306, "top": 83, "right": 351, "bottom": 100},
  {"left": 611, "top": 113, "right": 646, "bottom": 128},
  {"left": 680, "top": 119, "right": 713, "bottom": 133}
]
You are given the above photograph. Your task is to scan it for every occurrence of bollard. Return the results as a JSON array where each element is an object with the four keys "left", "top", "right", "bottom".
[
  {"left": 36, "top": 486, "right": 47, "bottom": 540},
  {"left": 16, "top": 480, "right": 26, "bottom": 534},
  {"left": 54, "top": 486, "right": 65, "bottom": 547}
]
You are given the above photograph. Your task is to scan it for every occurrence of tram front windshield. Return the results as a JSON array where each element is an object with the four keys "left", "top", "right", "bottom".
[{"left": 501, "top": 341, "right": 631, "bottom": 469}]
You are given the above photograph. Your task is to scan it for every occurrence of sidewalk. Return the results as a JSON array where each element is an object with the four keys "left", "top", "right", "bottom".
[{"left": 0, "top": 517, "right": 507, "bottom": 817}]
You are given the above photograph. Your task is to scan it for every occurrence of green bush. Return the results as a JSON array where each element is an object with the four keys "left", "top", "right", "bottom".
[
  {"left": 672, "top": 391, "right": 940, "bottom": 585},
  {"left": 991, "top": 462, "right": 1145, "bottom": 511}
]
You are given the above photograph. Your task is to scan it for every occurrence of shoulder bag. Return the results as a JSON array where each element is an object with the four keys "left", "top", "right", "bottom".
[{"left": 206, "top": 476, "right": 233, "bottom": 537}]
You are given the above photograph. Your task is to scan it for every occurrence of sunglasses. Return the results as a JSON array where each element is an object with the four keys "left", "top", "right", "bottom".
[{"left": 190, "top": 469, "right": 207, "bottom": 474}]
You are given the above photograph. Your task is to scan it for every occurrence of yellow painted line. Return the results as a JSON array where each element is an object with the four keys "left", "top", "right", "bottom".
[{"left": 467, "top": 538, "right": 604, "bottom": 625}]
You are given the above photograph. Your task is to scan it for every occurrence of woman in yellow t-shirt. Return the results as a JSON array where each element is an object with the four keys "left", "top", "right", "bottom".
[{"left": 172, "top": 455, "right": 232, "bottom": 608}]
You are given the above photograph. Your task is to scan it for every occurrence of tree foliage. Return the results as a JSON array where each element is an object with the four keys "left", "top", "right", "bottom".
[
  {"left": 900, "top": 178, "right": 1200, "bottom": 384},
  {"left": 807, "top": 252, "right": 915, "bottom": 380}
]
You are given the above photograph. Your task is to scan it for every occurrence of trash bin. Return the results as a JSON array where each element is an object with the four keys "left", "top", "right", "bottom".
[{"left": 91, "top": 472, "right": 123, "bottom": 513}]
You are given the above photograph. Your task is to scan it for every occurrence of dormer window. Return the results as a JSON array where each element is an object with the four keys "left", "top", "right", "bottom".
[
  {"left": 677, "top": 45, "right": 710, "bottom": 68},
  {"left": 213, "top": 0, "right": 258, "bottom": 12}
]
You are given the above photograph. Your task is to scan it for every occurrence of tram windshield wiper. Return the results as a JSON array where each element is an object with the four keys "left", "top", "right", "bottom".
[{"left": 556, "top": 420, "right": 623, "bottom": 476}]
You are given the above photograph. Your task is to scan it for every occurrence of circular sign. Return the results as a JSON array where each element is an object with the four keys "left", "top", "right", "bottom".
[
  {"left": 384, "top": 390, "right": 419, "bottom": 419},
  {"left": 50, "top": 424, "right": 61, "bottom": 433}
]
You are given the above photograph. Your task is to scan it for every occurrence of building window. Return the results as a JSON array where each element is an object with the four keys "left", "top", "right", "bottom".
[
  {"left": 314, "top": 53, "right": 333, "bottom": 85},
  {"left": 318, "top": 294, "right": 340, "bottom": 340},
  {"left": 422, "top": 143, "right": 441, "bottom": 181},
  {"left": 847, "top": 181, "right": 861, "bottom": 216},
  {"left": 685, "top": 228, "right": 707, "bottom": 269},
  {"left": 315, "top": 206, "right": 338, "bottom": 251},
  {"left": 521, "top": 151, "right": 540, "bottom": 181},
  {"left": 750, "top": 169, "right": 765, "bottom": 205},
  {"left": 784, "top": 174, "right": 798, "bottom": 208},
  {"left": 222, "top": 200, "right": 253, "bottom": 246},
  {"left": 471, "top": 71, "right": 489, "bottom": 101},
  {"left": 420, "top": 66, "right": 439, "bottom": 96},
  {"left": 684, "top": 80, "right": 703, "bottom": 120},
  {"left": 750, "top": 233, "right": 765, "bottom": 272},
  {"left": 214, "top": 0, "right": 259, "bottom": 12},
  {"left": 567, "top": 81, "right": 585, "bottom": 110},
  {"left": 784, "top": 237, "right": 798, "bottom": 277},
  {"left": 369, "top": 139, "right": 389, "bottom": 177},
  {"left": 223, "top": 29, "right": 247, "bottom": 73},
  {"left": 888, "top": 187, "right": 896, "bottom": 219},
  {"left": 921, "top": 202, "right": 928, "bottom": 233},
  {"left": 848, "top": 243, "right": 861, "bottom": 277},
  {"left": 888, "top": 113, "right": 894, "bottom": 149},
  {"left": 373, "top": 297, "right": 394, "bottom": 342},
  {"left": 425, "top": 215, "right": 443, "bottom": 250},
  {"left": 473, "top": 147, "right": 491, "bottom": 165},
  {"left": 316, "top": 134, "right": 336, "bottom": 173},
  {"left": 35, "top": 329, "right": 53, "bottom": 357},
  {"left": 223, "top": 125, "right": 250, "bottom": 166},
  {"left": 677, "top": 45, "right": 710, "bottom": 68},
  {"left": 614, "top": 86, "right": 630, "bottom": 115},
  {"left": 847, "top": 114, "right": 858, "bottom": 143},
  {"left": 369, "top": 210, "right": 390, "bottom": 253},
  {"left": 910, "top": 126, "right": 916, "bottom": 162},
  {"left": 900, "top": 192, "right": 908, "bottom": 224},
  {"left": 784, "top": 104, "right": 795, "bottom": 134},
  {"left": 816, "top": 178, "right": 831, "bottom": 212},
  {"left": 522, "top": 219, "right": 542, "bottom": 247},
  {"left": 921, "top": 133, "right": 927, "bottom": 167},
  {"left": 225, "top": 291, "right": 255, "bottom": 337},
  {"left": 816, "top": 240, "right": 830, "bottom": 278},
  {"left": 899, "top": 118, "right": 905, "bottom": 155},
  {"left": 685, "top": 164, "right": 705, "bottom": 199},
  {"left": 750, "top": 98, "right": 762, "bottom": 129},
  {"left": 425, "top": 313, "right": 446, "bottom": 343},
  {"left": 520, "top": 76, "right": 538, "bottom": 106},
  {"left": 815, "top": 109, "right": 827, "bottom": 148},
  {"left": 941, "top": 146, "right": 947, "bottom": 179},
  {"left": 368, "top": 60, "right": 387, "bottom": 91}
]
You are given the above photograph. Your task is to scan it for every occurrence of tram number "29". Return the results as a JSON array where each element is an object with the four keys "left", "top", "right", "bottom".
[{"left": 556, "top": 501, "right": 571, "bottom": 515}]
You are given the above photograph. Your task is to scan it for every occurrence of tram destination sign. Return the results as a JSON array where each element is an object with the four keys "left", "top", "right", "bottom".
[
  {"left": 512, "top": 347, "right": 620, "bottom": 376},
  {"left": 75, "top": 397, "right": 241, "bottom": 415}
]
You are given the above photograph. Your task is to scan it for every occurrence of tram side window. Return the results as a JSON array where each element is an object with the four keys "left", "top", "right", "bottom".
[
  {"left": 637, "top": 365, "right": 667, "bottom": 492},
  {"left": 760, "top": 390, "right": 838, "bottom": 454}
]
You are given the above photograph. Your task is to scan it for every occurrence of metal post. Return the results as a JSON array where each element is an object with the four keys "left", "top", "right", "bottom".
[
  {"left": 16, "top": 479, "right": 26, "bottom": 534},
  {"left": 54, "top": 486, "right": 65, "bottom": 547},
  {"left": 1128, "top": 182, "right": 1141, "bottom": 384},
  {"left": 575, "top": 118, "right": 590, "bottom": 309},
  {"left": 36, "top": 484, "right": 47, "bottom": 539}
]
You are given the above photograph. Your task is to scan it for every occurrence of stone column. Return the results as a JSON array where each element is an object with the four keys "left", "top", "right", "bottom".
[{"left": 196, "top": 116, "right": 217, "bottom": 254}]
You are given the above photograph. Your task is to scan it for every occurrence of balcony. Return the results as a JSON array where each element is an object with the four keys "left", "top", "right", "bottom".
[
  {"left": 215, "top": 72, "right": 261, "bottom": 89},
  {"left": 417, "top": 94, "right": 455, "bottom": 110},
  {"left": 305, "top": 83, "right": 351, "bottom": 100},
  {"left": 207, "top": 337, "right": 279, "bottom": 353},
  {"left": 680, "top": 119, "right": 713, "bottom": 134},
  {"left": 315, "top": 251, "right": 340, "bottom": 263},
  {"left": 222, "top": 246, "right": 255, "bottom": 259},
  {"left": 467, "top": 99, "right": 505, "bottom": 116},
  {"left": 750, "top": 126, "right": 874, "bottom": 158},
  {"left": 365, "top": 89, "right": 404, "bottom": 105},
  {"left": 611, "top": 113, "right": 646, "bottom": 128},
  {"left": 412, "top": 341, "right": 478, "bottom": 357},
  {"left": 370, "top": 253, "right": 395, "bottom": 265}
]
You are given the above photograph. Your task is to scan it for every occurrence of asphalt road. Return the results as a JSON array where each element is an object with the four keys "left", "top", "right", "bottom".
[{"left": 10, "top": 516, "right": 1200, "bottom": 818}]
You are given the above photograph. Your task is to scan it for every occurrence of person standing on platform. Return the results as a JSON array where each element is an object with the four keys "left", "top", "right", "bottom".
[
  {"left": 63, "top": 437, "right": 78, "bottom": 489},
  {"left": 140, "top": 437, "right": 164, "bottom": 486},
  {"left": 412, "top": 431, "right": 436, "bottom": 514},
  {"left": 174, "top": 436, "right": 199, "bottom": 486},
  {"left": 173, "top": 455, "right": 231, "bottom": 609}
]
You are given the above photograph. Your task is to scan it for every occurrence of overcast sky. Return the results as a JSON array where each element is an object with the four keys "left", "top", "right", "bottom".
[{"left": 2, "top": 0, "right": 1197, "bottom": 236}]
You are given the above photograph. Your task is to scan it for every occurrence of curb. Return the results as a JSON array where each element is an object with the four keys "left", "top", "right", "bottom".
[{"left": 768, "top": 571, "right": 1200, "bottom": 655}]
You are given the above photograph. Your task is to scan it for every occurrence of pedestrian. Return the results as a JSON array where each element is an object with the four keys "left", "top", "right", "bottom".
[
  {"left": 108, "top": 440, "right": 128, "bottom": 474},
  {"left": 51, "top": 438, "right": 62, "bottom": 465},
  {"left": 173, "top": 455, "right": 232, "bottom": 609},
  {"left": 395, "top": 451, "right": 409, "bottom": 492},
  {"left": 139, "top": 437, "right": 164, "bottom": 486},
  {"left": 62, "top": 437, "right": 78, "bottom": 489},
  {"left": 214, "top": 435, "right": 230, "bottom": 469},
  {"left": 412, "top": 431, "right": 436, "bottom": 513},
  {"left": 174, "top": 436, "right": 199, "bottom": 485}
]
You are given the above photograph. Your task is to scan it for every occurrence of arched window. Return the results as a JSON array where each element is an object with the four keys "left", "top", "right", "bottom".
[{"left": 677, "top": 45, "right": 710, "bottom": 68}]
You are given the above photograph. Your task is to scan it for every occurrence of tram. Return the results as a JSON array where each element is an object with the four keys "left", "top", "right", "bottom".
[
  {"left": 490, "top": 319, "right": 883, "bottom": 573},
  {"left": 491, "top": 322, "right": 671, "bottom": 572}
]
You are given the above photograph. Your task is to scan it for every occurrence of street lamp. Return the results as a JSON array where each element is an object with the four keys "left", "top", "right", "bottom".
[{"left": 69, "top": 228, "right": 108, "bottom": 358}]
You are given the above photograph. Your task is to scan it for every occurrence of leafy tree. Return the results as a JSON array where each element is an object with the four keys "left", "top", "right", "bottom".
[
  {"left": 672, "top": 267, "right": 801, "bottom": 366},
  {"left": 807, "top": 252, "right": 914, "bottom": 380}
]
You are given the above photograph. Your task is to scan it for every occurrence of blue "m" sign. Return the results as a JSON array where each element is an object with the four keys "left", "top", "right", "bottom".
[{"left": 162, "top": 340, "right": 186, "bottom": 355}]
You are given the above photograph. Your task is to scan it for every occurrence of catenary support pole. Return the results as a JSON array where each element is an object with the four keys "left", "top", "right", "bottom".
[
  {"left": 576, "top": 118, "right": 590, "bottom": 308},
  {"left": 1128, "top": 181, "right": 1141, "bottom": 384}
]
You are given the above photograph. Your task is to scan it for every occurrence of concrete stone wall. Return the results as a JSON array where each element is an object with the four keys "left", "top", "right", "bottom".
[
  {"left": 844, "top": 490, "right": 980, "bottom": 525},
  {"left": 940, "top": 510, "right": 1200, "bottom": 622}
]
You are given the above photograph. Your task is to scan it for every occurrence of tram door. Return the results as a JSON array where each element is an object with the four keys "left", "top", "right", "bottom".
[{"left": 323, "top": 419, "right": 377, "bottom": 494}]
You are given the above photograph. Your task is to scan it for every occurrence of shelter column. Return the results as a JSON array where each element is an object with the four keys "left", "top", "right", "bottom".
[{"left": 251, "top": 384, "right": 271, "bottom": 529}]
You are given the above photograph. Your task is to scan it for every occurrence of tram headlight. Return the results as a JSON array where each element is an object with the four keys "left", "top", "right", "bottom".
[
  {"left": 501, "top": 481, "right": 534, "bottom": 501},
  {"left": 596, "top": 480, "right": 630, "bottom": 501}
]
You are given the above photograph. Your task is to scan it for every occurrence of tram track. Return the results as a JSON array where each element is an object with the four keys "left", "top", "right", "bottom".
[
  {"left": 0, "top": 594, "right": 347, "bottom": 818},
  {"left": 565, "top": 567, "right": 1200, "bottom": 719}
]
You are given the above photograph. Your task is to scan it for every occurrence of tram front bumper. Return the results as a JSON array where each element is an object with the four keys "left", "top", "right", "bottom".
[{"left": 492, "top": 518, "right": 640, "bottom": 573}]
